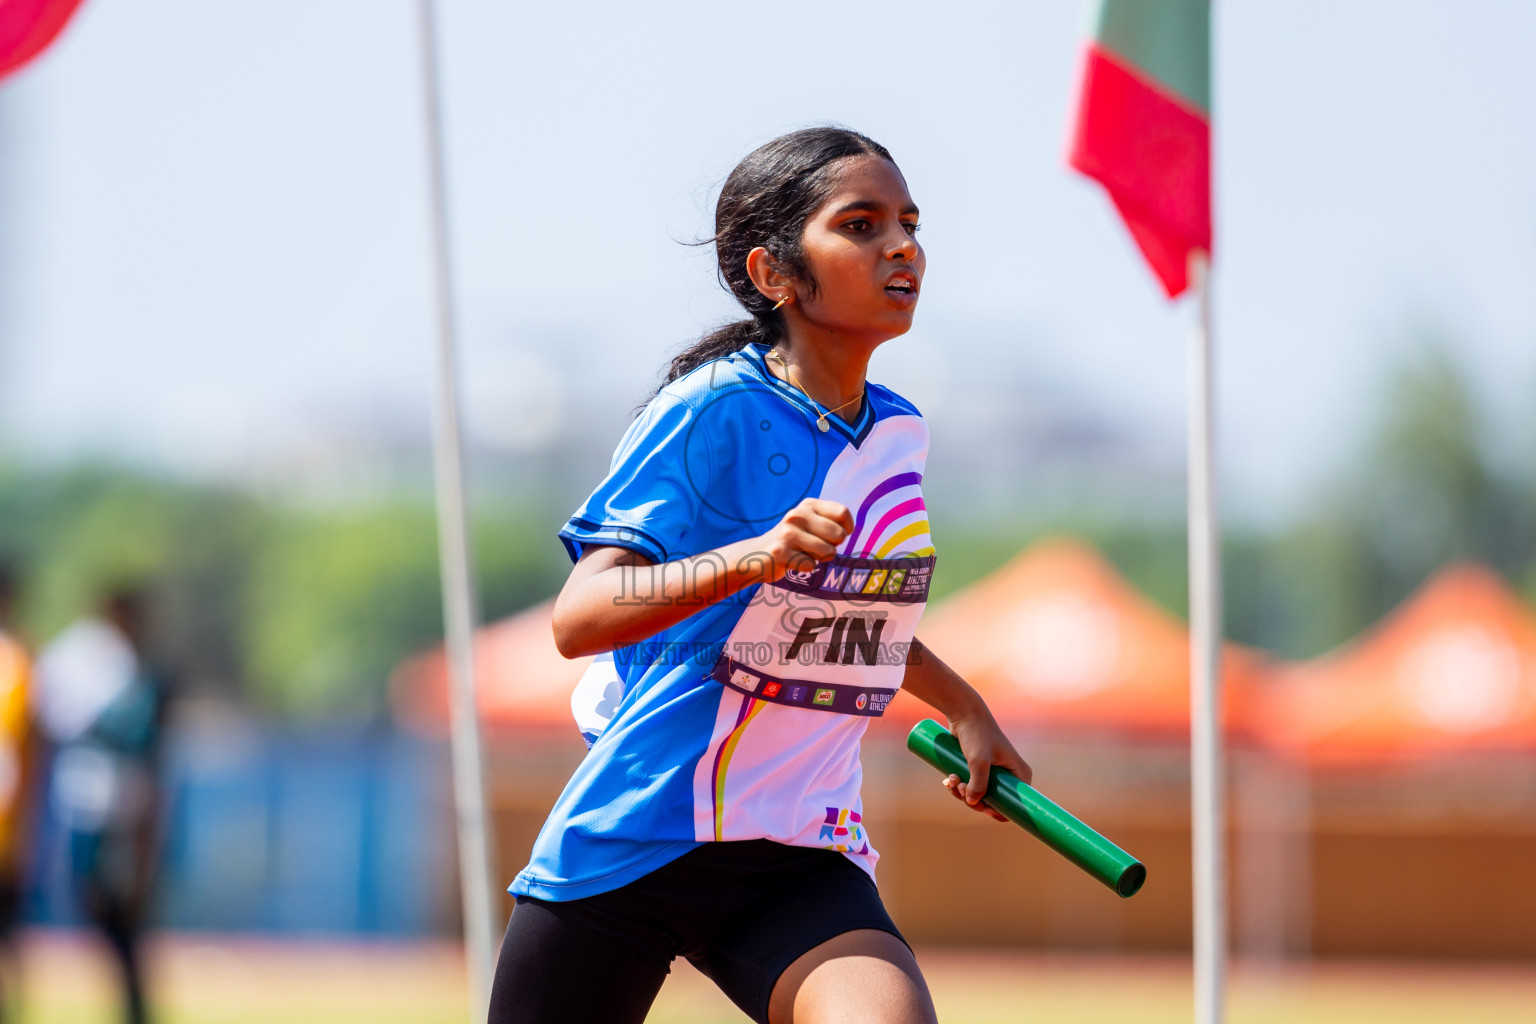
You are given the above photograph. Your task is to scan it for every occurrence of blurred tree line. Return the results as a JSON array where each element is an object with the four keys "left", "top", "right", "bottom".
[
  {"left": 0, "top": 471, "right": 571, "bottom": 718},
  {"left": 0, "top": 343, "right": 1529, "bottom": 717}
]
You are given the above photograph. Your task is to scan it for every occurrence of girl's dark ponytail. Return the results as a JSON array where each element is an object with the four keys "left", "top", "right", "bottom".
[
  {"left": 664, "top": 319, "right": 767, "bottom": 384},
  {"left": 649, "top": 126, "right": 895, "bottom": 401}
]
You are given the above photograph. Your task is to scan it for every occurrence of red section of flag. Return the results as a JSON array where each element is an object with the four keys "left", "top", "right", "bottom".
[
  {"left": 1069, "top": 44, "right": 1211, "bottom": 298},
  {"left": 0, "top": 0, "right": 86, "bottom": 81}
]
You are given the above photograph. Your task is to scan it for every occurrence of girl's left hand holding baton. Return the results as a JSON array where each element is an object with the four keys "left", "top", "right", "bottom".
[{"left": 901, "top": 638, "right": 1033, "bottom": 823}]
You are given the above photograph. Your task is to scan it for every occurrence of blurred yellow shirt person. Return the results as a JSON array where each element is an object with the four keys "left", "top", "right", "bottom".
[
  {"left": 0, "top": 561, "right": 31, "bottom": 1012},
  {"left": 0, "top": 631, "right": 26, "bottom": 864}
]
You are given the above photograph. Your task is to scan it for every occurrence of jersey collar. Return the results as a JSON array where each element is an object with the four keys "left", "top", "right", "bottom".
[{"left": 740, "top": 341, "right": 876, "bottom": 447}]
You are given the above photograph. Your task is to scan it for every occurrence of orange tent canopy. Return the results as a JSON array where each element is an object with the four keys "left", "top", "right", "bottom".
[
  {"left": 886, "top": 537, "right": 1265, "bottom": 738},
  {"left": 391, "top": 598, "right": 591, "bottom": 734},
  {"left": 1261, "top": 563, "right": 1536, "bottom": 765}
]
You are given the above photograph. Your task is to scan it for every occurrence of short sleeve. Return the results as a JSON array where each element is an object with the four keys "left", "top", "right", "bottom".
[{"left": 558, "top": 393, "right": 702, "bottom": 565}]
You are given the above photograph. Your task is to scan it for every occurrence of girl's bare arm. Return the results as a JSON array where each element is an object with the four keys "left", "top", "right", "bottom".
[
  {"left": 551, "top": 498, "right": 854, "bottom": 658},
  {"left": 901, "top": 637, "right": 1033, "bottom": 820}
]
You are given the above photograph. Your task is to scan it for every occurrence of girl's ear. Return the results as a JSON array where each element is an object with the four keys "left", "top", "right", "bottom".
[{"left": 745, "top": 246, "right": 794, "bottom": 302}]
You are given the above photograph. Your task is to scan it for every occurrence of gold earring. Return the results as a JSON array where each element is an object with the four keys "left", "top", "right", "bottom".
[{"left": 772, "top": 294, "right": 790, "bottom": 311}]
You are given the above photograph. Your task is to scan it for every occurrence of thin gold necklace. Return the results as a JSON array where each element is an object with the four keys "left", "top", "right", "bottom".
[{"left": 766, "top": 347, "right": 864, "bottom": 433}]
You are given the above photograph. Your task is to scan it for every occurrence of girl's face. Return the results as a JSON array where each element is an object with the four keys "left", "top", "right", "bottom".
[{"left": 791, "top": 155, "right": 925, "bottom": 345}]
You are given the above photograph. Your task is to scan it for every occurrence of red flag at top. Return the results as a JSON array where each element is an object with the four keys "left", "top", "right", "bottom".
[
  {"left": 1069, "top": 0, "right": 1212, "bottom": 298},
  {"left": 0, "top": 0, "right": 86, "bottom": 81}
]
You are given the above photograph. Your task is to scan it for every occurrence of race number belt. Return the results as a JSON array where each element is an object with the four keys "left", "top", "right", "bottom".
[
  {"left": 773, "top": 553, "right": 935, "bottom": 604},
  {"left": 712, "top": 656, "right": 897, "bottom": 718}
]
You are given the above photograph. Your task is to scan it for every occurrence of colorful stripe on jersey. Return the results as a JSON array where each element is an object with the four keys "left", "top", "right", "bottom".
[
  {"left": 710, "top": 696, "right": 769, "bottom": 842},
  {"left": 715, "top": 658, "right": 897, "bottom": 717},
  {"left": 846, "top": 471, "right": 935, "bottom": 557}
]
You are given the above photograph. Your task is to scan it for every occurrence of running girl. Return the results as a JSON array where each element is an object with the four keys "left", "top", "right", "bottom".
[{"left": 491, "top": 127, "right": 1031, "bottom": 1024}]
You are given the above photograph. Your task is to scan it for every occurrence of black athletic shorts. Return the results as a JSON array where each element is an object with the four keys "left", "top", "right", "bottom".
[{"left": 488, "top": 839, "right": 907, "bottom": 1024}]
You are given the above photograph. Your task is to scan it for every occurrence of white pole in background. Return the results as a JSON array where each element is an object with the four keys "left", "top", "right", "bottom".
[
  {"left": 413, "top": 0, "right": 499, "bottom": 1013},
  {"left": 1187, "top": 250, "right": 1226, "bottom": 1024}
]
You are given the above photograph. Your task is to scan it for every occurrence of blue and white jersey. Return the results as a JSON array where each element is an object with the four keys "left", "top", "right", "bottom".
[{"left": 512, "top": 339, "right": 935, "bottom": 901}]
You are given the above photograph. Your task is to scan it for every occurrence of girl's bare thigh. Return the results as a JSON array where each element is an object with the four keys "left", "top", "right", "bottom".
[{"left": 768, "top": 928, "right": 939, "bottom": 1024}]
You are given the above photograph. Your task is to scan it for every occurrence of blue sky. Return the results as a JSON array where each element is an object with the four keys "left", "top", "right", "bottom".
[{"left": 3, "top": 0, "right": 1534, "bottom": 523}]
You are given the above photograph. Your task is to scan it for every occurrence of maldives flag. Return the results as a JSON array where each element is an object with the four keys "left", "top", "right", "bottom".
[
  {"left": 1069, "top": 0, "right": 1211, "bottom": 299},
  {"left": 0, "top": 0, "right": 87, "bottom": 81}
]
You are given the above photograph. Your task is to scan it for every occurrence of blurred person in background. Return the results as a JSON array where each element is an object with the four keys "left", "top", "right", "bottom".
[
  {"left": 33, "top": 587, "right": 170, "bottom": 1024},
  {"left": 0, "top": 566, "right": 33, "bottom": 1023}
]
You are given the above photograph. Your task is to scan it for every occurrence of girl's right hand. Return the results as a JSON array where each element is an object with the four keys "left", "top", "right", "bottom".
[{"left": 757, "top": 498, "right": 854, "bottom": 583}]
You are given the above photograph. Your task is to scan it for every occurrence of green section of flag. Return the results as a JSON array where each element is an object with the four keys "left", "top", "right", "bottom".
[{"left": 1088, "top": 0, "right": 1211, "bottom": 115}]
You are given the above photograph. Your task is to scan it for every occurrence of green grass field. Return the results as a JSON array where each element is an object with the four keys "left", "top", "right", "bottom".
[{"left": 14, "top": 930, "right": 1535, "bottom": 1023}]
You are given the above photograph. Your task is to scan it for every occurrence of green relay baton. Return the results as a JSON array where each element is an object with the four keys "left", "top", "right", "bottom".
[{"left": 906, "top": 719, "right": 1147, "bottom": 898}]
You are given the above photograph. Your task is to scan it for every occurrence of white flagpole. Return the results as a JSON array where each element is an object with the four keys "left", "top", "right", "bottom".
[
  {"left": 413, "top": 0, "right": 499, "bottom": 1014},
  {"left": 1188, "top": 250, "right": 1226, "bottom": 1024}
]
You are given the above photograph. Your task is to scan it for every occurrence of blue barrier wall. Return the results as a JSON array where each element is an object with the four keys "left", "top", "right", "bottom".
[{"left": 29, "top": 719, "right": 454, "bottom": 936}]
